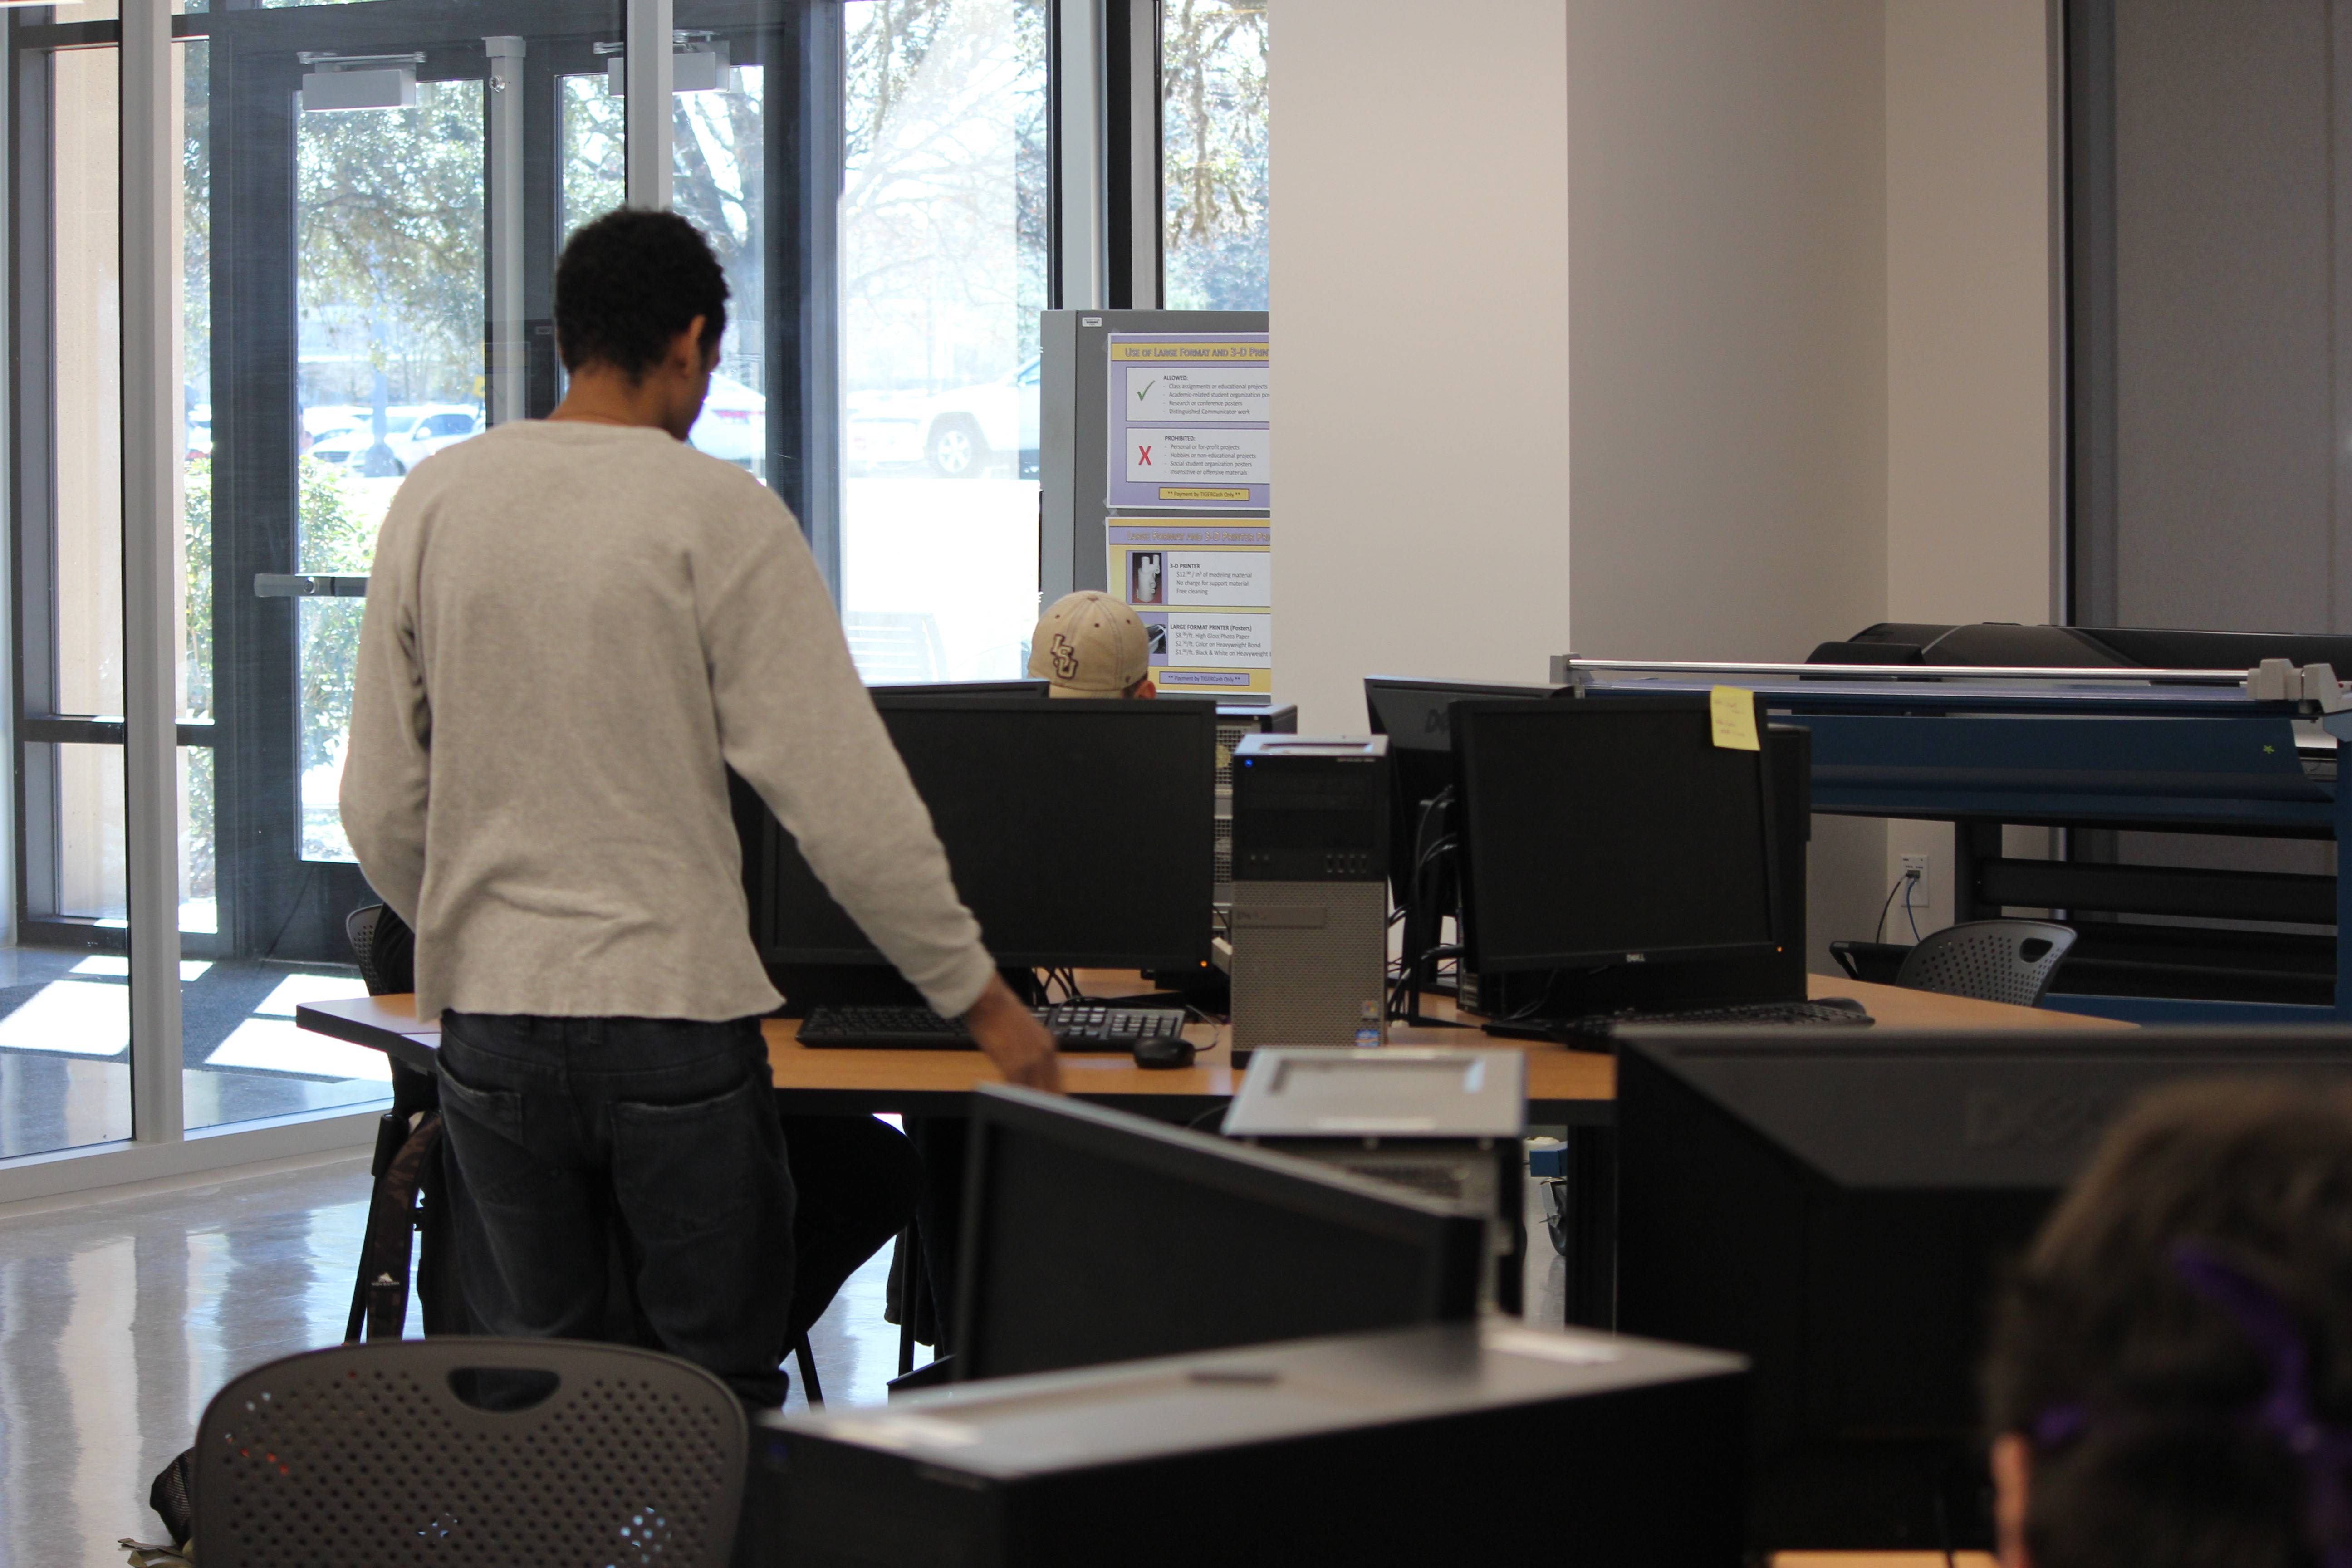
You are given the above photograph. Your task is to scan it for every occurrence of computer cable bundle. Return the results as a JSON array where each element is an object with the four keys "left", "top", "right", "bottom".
[{"left": 1390, "top": 789, "right": 1466, "bottom": 1025}]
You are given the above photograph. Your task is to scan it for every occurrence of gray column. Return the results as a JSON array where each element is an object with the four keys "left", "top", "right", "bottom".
[{"left": 626, "top": 0, "right": 674, "bottom": 210}]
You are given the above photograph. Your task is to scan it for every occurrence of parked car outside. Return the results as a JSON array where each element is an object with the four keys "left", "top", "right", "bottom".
[
  {"left": 688, "top": 372, "right": 765, "bottom": 467},
  {"left": 845, "top": 356, "right": 1041, "bottom": 479},
  {"left": 304, "top": 404, "right": 483, "bottom": 475}
]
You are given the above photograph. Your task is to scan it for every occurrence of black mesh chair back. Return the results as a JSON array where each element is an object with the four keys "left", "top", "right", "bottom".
[
  {"left": 1894, "top": 918, "right": 2077, "bottom": 1008},
  {"left": 191, "top": 1337, "right": 745, "bottom": 1568},
  {"left": 346, "top": 902, "right": 416, "bottom": 996}
]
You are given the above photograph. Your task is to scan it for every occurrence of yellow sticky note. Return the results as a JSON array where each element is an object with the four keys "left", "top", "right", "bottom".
[{"left": 1710, "top": 686, "right": 1760, "bottom": 751}]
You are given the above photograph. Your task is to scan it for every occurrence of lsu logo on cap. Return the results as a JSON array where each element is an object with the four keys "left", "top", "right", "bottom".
[{"left": 1049, "top": 633, "right": 1081, "bottom": 681}]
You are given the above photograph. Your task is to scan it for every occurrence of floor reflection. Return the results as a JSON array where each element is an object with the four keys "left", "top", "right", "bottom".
[{"left": 0, "top": 1146, "right": 901, "bottom": 1566}]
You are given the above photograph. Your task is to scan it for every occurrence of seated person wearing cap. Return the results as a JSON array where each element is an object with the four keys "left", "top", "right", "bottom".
[{"left": 1029, "top": 591, "right": 1157, "bottom": 698}]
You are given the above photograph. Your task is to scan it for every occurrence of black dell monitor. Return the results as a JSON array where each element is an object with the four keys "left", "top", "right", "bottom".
[
  {"left": 865, "top": 679, "right": 1049, "bottom": 698},
  {"left": 952, "top": 1086, "right": 1485, "bottom": 1382},
  {"left": 754, "top": 695, "right": 1218, "bottom": 974},
  {"left": 1450, "top": 695, "right": 1779, "bottom": 976},
  {"left": 1614, "top": 1025, "right": 2352, "bottom": 1553}
]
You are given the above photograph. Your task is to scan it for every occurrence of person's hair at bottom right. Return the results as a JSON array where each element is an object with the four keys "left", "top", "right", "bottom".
[{"left": 1983, "top": 1076, "right": 2352, "bottom": 1568}]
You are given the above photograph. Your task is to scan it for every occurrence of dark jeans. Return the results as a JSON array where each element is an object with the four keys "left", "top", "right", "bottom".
[{"left": 436, "top": 1012, "right": 797, "bottom": 1405}]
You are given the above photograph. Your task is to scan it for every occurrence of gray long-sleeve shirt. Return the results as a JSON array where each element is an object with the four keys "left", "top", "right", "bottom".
[{"left": 340, "top": 420, "right": 996, "bottom": 1024}]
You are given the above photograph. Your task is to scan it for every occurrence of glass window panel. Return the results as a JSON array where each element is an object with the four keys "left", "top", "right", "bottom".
[
  {"left": 1161, "top": 0, "right": 1269, "bottom": 310},
  {"left": 295, "top": 598, "right": 361, "bottom": 864},
  {"left": 285, "top": 72, "right": 484, "bottom": 873},
  {"left": 0, "top": 41, "right": 137, "bottom": 1161},
  {"left": 54, "top": 46, "right": 125, "bottom": 721},
  {"left": 183, "top": 36, "right": 211, "bottom": 725},
  {"left": 562, "top": 71, "right": 626, "bottom": 248},
  {"left": 838, "top": 0, "right": 1049, "bottom": 682},
  {"left": 54, "top": 744, "right": 128, "bottom": 923},
  {"left": 0, "top": 746, "right": 134, "bottom": 1151},
  {"left": 296, "top": 76, "right": 484, "bottom": 566},
  {"left": 180, "top": 745, "right": 215, "bottom": 936},
  {"left": 674, "top": 60, "right": 767, "bottom": 480}
]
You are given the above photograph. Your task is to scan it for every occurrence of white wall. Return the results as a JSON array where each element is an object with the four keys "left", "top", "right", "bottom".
[
  {"left": 1270, "top": 0, "right": 1572, "bottom": 732},
  {"left": 1885, "top": 0, "right": 2057, "bottom": 633},
  {"left": 1565, "top": 0, "right": 1889, "bottom": 665},
  {"left": 1883, "top": 0, "right": 2058, "bottom": 934},
  {"left": 1564, "top": 0, "right": 1890, "bottom": 966},
  {"left": 1270, "top": 0, "right": 2057, "bottom": 966}
]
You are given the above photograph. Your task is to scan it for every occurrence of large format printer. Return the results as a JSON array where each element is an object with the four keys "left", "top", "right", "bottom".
[{"left": 1558, "top": 623, "right": 2352, "bottom": 1018}]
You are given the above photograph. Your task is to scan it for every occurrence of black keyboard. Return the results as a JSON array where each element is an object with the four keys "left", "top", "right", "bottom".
[
  {"left": 1555, "top": 999, "right": 1875, "bottom": 1042},
  {"left": 796, "top": 1002, "right": 1190, "bottom": 1052}
]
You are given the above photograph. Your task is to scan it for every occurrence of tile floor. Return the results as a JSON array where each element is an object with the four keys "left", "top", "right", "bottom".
[
  {"left": 0, "top": 1147, "right": 904, "bottom": 1568},
  {"left": 0, "top": 953, "right": 390, "bottom": 1161},
  {"left": 0, "top": 1138, "right": 1568, "bottom": 1568}
]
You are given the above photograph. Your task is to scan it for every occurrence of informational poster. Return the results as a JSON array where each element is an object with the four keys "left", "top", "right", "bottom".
[
  {"left": 1105, "top": 333, "right": 1270, "bottom": 510},
  {"left": 1107, "top": 520, "right": 1274, "bottom": 697}
]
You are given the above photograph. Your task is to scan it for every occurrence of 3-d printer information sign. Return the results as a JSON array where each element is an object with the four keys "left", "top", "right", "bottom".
[
  {"left": 1107, "top": 522, "right": 1273, "bottom": 697},
  {"left": 1105, "top": 333, "right": 1270, "bottom": 510}
]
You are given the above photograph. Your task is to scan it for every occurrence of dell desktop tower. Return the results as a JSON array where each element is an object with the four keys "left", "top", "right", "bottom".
[{"left": 1230, "top": 735, "right": 1390, "bottom": 1061}]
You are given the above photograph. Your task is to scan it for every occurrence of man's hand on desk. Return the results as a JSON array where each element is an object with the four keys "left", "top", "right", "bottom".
[{"left": 964, "top": 977, "right": 1063, "bottom": 1093}]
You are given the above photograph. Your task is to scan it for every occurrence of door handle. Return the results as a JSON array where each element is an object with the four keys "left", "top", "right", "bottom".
[{"left": 254, "top": 574, "right": 368, "bottom": 598}]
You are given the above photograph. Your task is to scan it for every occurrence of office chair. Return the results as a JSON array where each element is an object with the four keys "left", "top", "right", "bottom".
[
  {"left": 190, "top": 1338, "right": 745, "bottom": 1568},
  {"left": 343, "top": 903, "right": 442, "bottom": 1343},
  {"left": 1894, "top": 918, "right": 2077, "bottom": 1008}
]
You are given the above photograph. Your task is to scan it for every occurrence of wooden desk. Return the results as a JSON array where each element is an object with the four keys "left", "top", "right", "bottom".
[
  {"left": 1812, "top": 974, "right": 2128, "bottom": 1033},
  {"left": 294, "top": 970, "right": 2123, "bottom": 1125},
  {"left": 1774, "top": 1556, "right": 1997, "bottom": 1568},
  {"left": 289, "top": 989, "right": 1615, "bottom": 1122}
]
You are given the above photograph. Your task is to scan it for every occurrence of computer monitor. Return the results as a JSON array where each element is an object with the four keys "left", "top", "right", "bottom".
[
  {"left": 951, "top": 1085, "right": 1485, "bottom": 1382},
  {"left": 865, "top": 679, "right": 1049, "bottom": 698},
  {"left": 1450, "top": 696, "right": 1779, "bottom": 975},
  {"left": 755, "top": 695, "right": 1218, "bottom": 973},
  {"left": 1362, "top": 676, "right": 1556, "bottom": 906},
  {"left": 1613, "top": 1025, "right": 2352, "bottom": 1552}
]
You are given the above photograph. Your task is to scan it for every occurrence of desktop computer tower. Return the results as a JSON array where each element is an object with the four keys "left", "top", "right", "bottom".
[
  {"left": 1214, "top": 702, "right": 1298, "bottom": 904},
  {"left": 1229, "top": 735, "right": 1389, "bottom": 1059},
  {"left": 756, "top": 1321, "right": 1748, "bottom": 1568},
  {"left": 1460, "top": 722, "right": 1811, "bottom": 1019}
]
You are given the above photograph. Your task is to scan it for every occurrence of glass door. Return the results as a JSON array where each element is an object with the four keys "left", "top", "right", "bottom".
[
  {"left": 5, "top": 0, "right": 883, "bottom": 1163},
  {"left": 177, "top": 1, "right": 618, "bottom": 1126},
  {"left": 202, "top": 1, "right": 621, "bottom": 977}
]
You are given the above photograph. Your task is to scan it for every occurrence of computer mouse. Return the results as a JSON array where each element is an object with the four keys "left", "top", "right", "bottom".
[
  {"left": 1813, "top": 995, "right": 1870, "bottom": 1014},
  {"left": 1133, "top": 1036, "right": 1196, "bottom": 1070}
]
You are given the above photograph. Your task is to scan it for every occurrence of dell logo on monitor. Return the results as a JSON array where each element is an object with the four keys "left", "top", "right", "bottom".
[{"left": 1963, "top": 1086, "right": 2124, "bottom": 1151}]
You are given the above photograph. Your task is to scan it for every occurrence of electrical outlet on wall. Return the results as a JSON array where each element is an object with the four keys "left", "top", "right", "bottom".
[{"left": 1900, "top": 853, "right": 1931, "bottom": 910}]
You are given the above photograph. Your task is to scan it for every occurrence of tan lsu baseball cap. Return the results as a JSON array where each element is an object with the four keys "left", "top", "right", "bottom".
[{"left": 1029, "top": 591, "right": 1152, "bottom": 697}]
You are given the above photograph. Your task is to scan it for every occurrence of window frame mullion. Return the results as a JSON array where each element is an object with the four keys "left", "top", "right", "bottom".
[{"left": 121, "top": 0, "right": 185, "bottom": 1144}]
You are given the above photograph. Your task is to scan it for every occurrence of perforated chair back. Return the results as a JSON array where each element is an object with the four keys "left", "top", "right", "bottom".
[
  {"left": 191, "top": 1337, "right": 745, "bottom": 1568},
  {"left": 345, "top": 902, "right": 415, "bottom": 996},
  {"left": 1894, "top": 919, "right": 2078, "bottom": 1008}
]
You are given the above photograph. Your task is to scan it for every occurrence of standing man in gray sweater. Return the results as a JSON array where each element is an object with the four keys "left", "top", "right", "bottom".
[{"left": 342, "top": 209, "right": 1057, "bottom": 1404}]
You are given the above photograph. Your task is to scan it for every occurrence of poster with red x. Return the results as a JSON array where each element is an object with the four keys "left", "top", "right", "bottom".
[{"left": 1103, "top": 333, "right": 1269, "bottom": 510}]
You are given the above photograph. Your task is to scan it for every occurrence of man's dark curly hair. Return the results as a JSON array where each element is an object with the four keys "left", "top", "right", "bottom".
[{"left": 554, "top": 209, "right": 729, "bottom": 382}]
